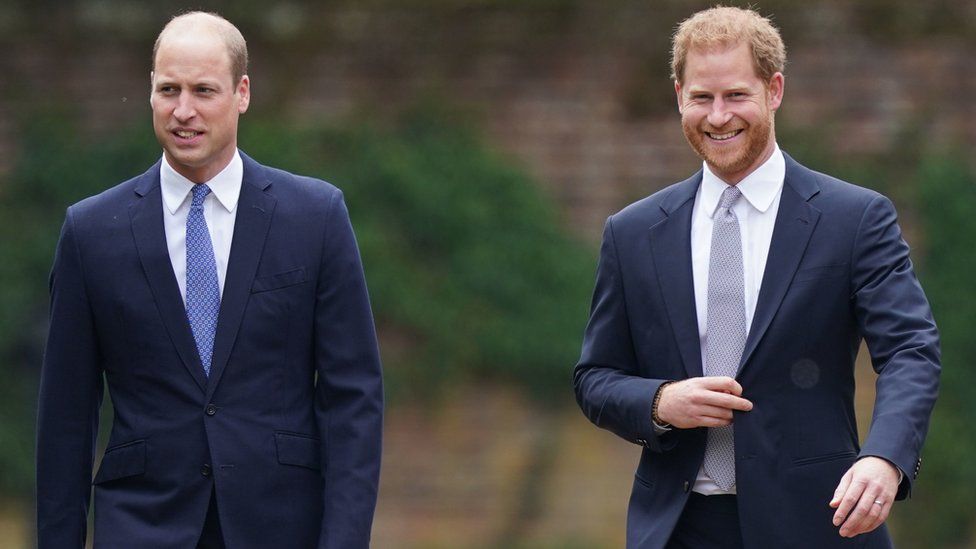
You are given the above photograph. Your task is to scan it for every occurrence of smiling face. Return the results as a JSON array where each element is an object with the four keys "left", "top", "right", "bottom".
[
  {"left": 150, "top": 28, "right": 249, "bottom": 183},
  {"left": 676, "top": 41, "right": 783, "bottom": 184}
]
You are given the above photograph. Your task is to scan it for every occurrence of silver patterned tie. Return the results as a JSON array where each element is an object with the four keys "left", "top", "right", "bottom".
[{"left": 703, "top": 185, "right": 746, "bottom": 491}]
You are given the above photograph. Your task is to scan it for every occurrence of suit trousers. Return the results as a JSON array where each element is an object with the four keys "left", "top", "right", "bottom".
[
  {"left": 665, "top": 493, "right": 744, "bottom": 549},
  {"left": 196, "top": 491, "right": 225, "bottom": 549}
]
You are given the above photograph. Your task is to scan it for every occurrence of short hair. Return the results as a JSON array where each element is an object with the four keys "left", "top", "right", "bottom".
[
  {"left": 670, "top": 6, "right": 786, "bottom": 84},
  {"left": 152, "top": 11, "right": 249, "bottom": 86}
]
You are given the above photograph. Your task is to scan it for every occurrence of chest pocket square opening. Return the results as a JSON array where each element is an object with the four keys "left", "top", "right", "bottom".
[
  {"left": 251, "top": 268, "right": 307, "bottom": 293},
  {"left": 793, "top": 263, "right": 848, "bottom": 283}
]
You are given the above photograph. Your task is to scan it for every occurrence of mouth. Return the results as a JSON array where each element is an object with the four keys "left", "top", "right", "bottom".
[
  {"left": 172, "top": 129, "right": 204, "bottom": 141},
  {"left": 705, "top": 129, "right": 743, "bottom": 141}
]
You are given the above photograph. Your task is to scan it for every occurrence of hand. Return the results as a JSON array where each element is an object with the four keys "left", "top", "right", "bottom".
[
  {"left": 829, "top": 456, "right": 900, "bottom": 538},
  {"left": 655, "top": 376, "right": 752, "bottom": 429}
]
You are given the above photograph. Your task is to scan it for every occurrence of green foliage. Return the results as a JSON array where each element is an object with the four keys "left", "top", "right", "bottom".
[
  {"left": 903, "top": 153, "right": 976, "bottom": 547},
  {"left": 240, "top": 107, "right": 594, "bottom": 402}
]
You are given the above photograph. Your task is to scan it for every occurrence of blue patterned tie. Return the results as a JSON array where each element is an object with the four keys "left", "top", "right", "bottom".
[
  {"left": 703, "top": 185, "right": 747, "bottom": 491},
  {"left": 186, "top": 184, "right": 220, "bottom": 376}
]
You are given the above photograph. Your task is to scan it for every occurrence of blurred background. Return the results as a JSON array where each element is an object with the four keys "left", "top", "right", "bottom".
[{"left": 2, "top": 0, "right": 975, "bottom": 547}]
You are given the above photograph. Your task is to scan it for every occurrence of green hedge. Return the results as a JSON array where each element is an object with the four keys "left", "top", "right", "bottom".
[
  {"left": 241, "top": 107, "right": 594, "bottom": 401},
  {"left": 907, "top": 153, "right": 976, "bottom": 547}
]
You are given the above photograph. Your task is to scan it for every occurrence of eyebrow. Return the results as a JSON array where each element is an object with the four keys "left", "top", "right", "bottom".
[
  {"left": 685, "top": 84, "right": 753, "bottom": 94},
  {"left": 153, "top": 79, "right": 224, "bottom": 89}
]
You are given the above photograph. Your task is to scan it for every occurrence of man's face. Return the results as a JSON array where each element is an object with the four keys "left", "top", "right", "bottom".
[
  {"left": 150, "top": 31, "right": 249, "bottom": 183},
  {"left": 675, "top": 42, "right": 783, "bottom": 184}
]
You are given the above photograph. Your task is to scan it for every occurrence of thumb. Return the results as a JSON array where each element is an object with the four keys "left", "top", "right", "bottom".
[{"left": 829, "top": 469, "right": 852, "bottom": 508}]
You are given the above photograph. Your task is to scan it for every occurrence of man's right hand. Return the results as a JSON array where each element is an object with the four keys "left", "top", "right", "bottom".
[{"left": 656, "top": 377, "right": 753, "bottom": 429}]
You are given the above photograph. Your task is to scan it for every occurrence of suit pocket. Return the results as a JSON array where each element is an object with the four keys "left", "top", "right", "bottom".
[
  {"left": 793, "top": 263, "right": 848, "bottom": 284},
  {"left": 93, "top": 439, "right": 147, "bottom": 484},
  {"left": 275, "top": 431, "right": 321, "bottom": 470},
  {"left": 251, "top": 268, "right": 306, "bottom": 293},
  {"left": 792, "top": 449, "right": 857, "bottom": 467}
]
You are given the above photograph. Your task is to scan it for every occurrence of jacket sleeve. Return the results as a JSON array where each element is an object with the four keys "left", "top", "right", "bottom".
[
  {"left": 852, "top": 194, "right": 940, "bottom": 499},
  {"left": 313, "top": 190, "right": 384, "bottom": 548},
  {"left": 36, "top": 209, "right": 104, "bottom": 548},
  {"left": 574, "top": 217, "right": 672, "bottom": 453}
]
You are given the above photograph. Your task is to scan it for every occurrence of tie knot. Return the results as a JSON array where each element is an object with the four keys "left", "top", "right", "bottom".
[
  {"left": 190, "top": 184, "right": 212, "bottom": 208},
  {"left": 719, "top": 185, "right": 742, "bottom": 210}
]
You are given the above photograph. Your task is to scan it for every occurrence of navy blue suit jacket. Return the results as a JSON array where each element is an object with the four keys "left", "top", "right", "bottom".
[
  {"left": 37, "top": 152, "right": 384, "bottom": 548},
  {"left": 574, "top": 154, "right": 939, "bottom": 548}
]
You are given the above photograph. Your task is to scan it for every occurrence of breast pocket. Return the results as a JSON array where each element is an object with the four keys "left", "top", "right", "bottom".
[
  {"left": 793, "top": 263, "right": 848, "bottom": 284},
  {"left": 251, "top": 267, "right": 306, "bottom": 294},
  {"left": 238, "top": 268, "right": 307, "bottom": 354}
]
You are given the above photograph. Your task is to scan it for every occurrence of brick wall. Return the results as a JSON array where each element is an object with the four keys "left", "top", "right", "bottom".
[{"left": 3, "top": 2, "right": 973, "bottom": 241}]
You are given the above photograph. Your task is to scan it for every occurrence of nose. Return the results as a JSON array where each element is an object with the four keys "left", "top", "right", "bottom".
[
  {"left": 706, "top": 98, "right": 733, "bottom": 129},
  {"left": 173, "top": 91, "right": 196, "bottom": 122}
]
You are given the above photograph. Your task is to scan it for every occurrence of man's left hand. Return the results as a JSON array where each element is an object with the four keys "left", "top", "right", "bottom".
[{"left": 829, "top": 456, "right": 900, "bottom": 538}]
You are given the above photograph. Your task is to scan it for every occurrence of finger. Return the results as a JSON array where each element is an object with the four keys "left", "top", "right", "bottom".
[
  {"left": 875, "top": 499, "right": 892, "bottom": 529},
  {"left": 829, "top": 469, "right": 852, "bottom": 509},
  {"left": 692, "top": 388, "right": 751, "bottom": 411},
  {"left": 832, "top": 479, "right": 865, "bottom": 526},
  {"left": 697, "top": 416, "right": 733, "bottom": 428},
  {"left": 690, "top": 406, "right": 751, "bottom": 428},
  {"left": 700, "top": 376, "right": 743, "bottom": 395},
  {"left": 710, "top": 393, "right": 753, "bottom": 412},
  {"left": 689, "top": 406, "right": 732, "bottom": 427},
  {"left": 839, "top": 499, "right": 869, "bottom": 537},
  {"left": 858, "top": 492, "right": 892, "bottom": 536},
  {"left": 859, "top": 494, "right": 887, "bottom": 536},
  {"left": 840, "top": 490, "right": 881, "bottom": 537}
]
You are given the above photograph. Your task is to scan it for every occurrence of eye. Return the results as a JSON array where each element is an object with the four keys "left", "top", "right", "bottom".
[{"left": 157, "top": 85, "right": 178, "bottom": 95}]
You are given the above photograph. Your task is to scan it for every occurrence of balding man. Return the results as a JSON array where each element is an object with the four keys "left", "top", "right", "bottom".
[{"left": 36, "top": 12, "right": 383, "bottom": 548}]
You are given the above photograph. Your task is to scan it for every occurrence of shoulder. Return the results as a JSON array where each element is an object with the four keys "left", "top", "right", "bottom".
[
  {"left": 66, "top": 163, "right": 159, "bottom": 226},
  {"left": 244, "top": 154, "right": 343, "bottom": 206},
  {"left": 785, "top": 154, "right": 888, "bottom": 211},
  {"left": 608, "top": 173, "right": 701, "bottom": 233}
]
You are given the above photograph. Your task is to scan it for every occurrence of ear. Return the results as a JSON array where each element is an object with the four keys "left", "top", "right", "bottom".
[
  {"left": 149, "top": 71, "right": 155, "bottom": 106},
  {"left": 674, "top": 80, "right": 684, "bottom": 114},
  {"left": 237, "top": 75, "right": 250, "bottom": 114},
  {"left": 766, "top": 72, "right": 784, "bottom": 111}
]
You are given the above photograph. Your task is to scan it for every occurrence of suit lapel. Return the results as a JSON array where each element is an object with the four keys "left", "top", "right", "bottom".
[
  {"left": 206, "top": 154, "right": 276, "bottom": 396},
  {"left": 129, "top": 163, "right": 209, "bottom": 393},
  {"left": 649, "top": 174, "right": 704, "bottom": 378},
  {"left": 739, "top": 154, "right": 821, "bottom": 371}
]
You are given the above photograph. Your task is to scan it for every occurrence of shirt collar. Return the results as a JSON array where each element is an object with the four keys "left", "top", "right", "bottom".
[
  {"left": 700, "top": 143, "right": 785, "bottom": 219},
  {"left": 160, "top": 150, "right": 243, "bottom": 215}
]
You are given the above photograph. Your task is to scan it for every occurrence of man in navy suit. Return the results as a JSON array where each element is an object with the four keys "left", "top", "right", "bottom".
[
  {"left": 36, "top": 11, "right": 383, "bottom": 548},
  {"left": 574, "top": 6, "right": 939, "bottom": 548}
]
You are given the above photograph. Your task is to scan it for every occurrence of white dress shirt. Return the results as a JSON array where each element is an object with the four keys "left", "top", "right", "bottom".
[
  {"left": 690, "top": 144, "right": 786, "bottom": 494},
  {"left": 160, "top": 150, "right": 243, "bottom": 304}
]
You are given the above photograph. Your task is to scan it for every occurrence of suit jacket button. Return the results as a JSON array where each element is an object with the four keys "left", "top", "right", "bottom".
[
  {"left": 205, "top": 404, "right": 218, "bottom": 416},
  {"left": 201, "top": 464, "right": 212, "bottom": 477},
  {"left": 683, "top": 481, "right": 690, "bottom": 493}
]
